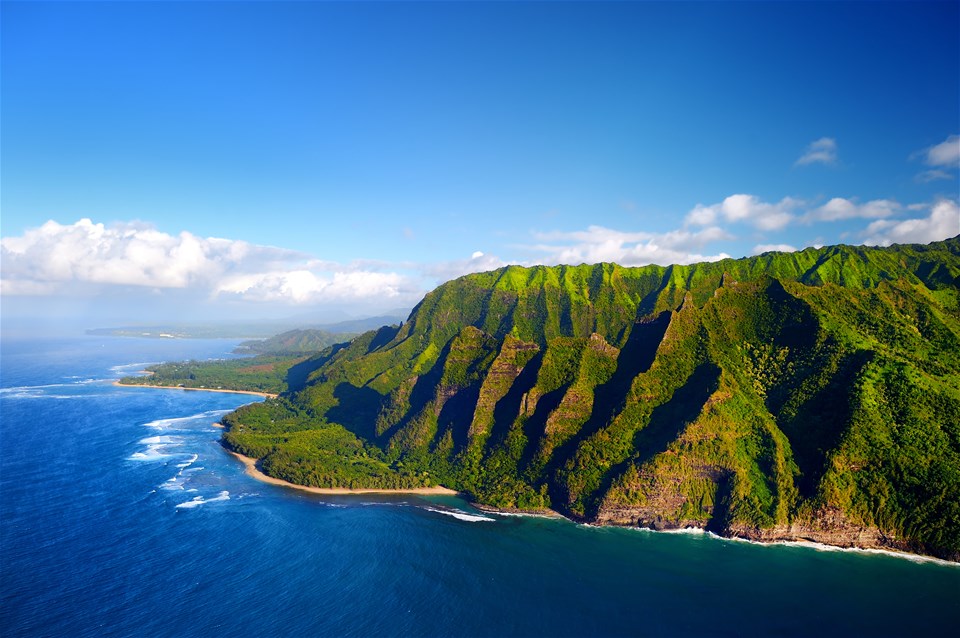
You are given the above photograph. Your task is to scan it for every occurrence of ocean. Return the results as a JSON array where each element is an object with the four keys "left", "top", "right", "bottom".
[{"left": 2, "top": 336, "right": 958, "bottom": 637}]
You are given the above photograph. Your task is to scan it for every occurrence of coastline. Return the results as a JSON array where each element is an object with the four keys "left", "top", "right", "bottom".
[
  {"left": 621, "top": 526, "right": 960, "bottom": 567},
  {"left": 113, "top": 379, "right": 278, "bottom": 399},
  {"left": 226, "top": 448, "right": 460, "bottom": 496},
  {"left": 472, "top": 502, "right": 566, "bottom": 520},
  {"left": 117, "top": 383, "right": 954, "bottom": 563},
  {"left": 596, "top": 520, "right": 960, "bottom": 566},
  {"left": 226, "top": 448, "right": 956, "bottom": 564}
]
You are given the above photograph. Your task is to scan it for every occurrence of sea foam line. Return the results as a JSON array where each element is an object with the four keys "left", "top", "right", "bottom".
[
  {"left": 0, "top": 393, "right": 89, "bottom": 400},
  {"left": 422, "top": 506, "right": 495, "bottom": 523},
  {"left": 1, "top": 383, "right": 81, "bottom": 393},
  {"left": 138, "top": 435, "right": 182, "bottom": 445},
  {"left": 176, "top": 491, "right": 230, "bottom": 509},
  {"left": 129, "top": 446, "right": 174, "bottom": 461},
  {"left": 109, "top": 362, "right": 158, "bottom": 374},
  {"left": 0, "top": 381, "right": 107, "bottom": 401},
  {"left": 618, "top": 525, "right": 958, "bottom": 567},
  {"left": 176, "top": 453, "right": 199, "bottom": 469},
  {"left": 719, "top": 535, "right": 959, "bottom": 567},
  {"left": 143, "top": 409, "right": 232, "bottom": 429}
]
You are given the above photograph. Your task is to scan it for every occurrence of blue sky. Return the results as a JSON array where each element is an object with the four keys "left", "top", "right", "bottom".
[{"left": 2, "top": 1, "right": 958, "bottom": 326}]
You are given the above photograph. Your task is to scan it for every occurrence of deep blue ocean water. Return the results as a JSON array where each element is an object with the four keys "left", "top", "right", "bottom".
[{"left": 2, "top": 336, "right": 958, "bottom": 637}]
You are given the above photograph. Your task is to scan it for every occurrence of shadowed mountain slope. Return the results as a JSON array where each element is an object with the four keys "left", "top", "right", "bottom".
[{"left": 222, "top": 237, "right": 960, "bottom": 560}]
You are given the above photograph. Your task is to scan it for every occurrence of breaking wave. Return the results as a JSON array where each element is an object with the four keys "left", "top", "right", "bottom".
[
  {"left": 143, "top": 409, "right": 231, "bottom": 429},
  {"left": 176, "top": 491, "right": 231, "bottom": 509},
  {"left": 422, "top": 506, "right": 495, "bottom": 523}
]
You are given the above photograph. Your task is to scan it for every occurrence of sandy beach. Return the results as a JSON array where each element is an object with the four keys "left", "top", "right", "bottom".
[
  {"left": 113, "top": 380, "right": 278, "bottom": 399},
  {"left": 227, "top": 449, "right": 460, "bottom": 496}
]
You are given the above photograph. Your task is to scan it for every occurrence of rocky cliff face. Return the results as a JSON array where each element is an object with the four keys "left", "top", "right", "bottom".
[{"left": 224, "top": 238, "right": 960, "bottom": 560}]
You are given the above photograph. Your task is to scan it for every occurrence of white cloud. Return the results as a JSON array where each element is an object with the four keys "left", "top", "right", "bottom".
[
  {"left": 215, "top": 270, "right": 410, "bottom": 304},
  {"left": 752, "top": 244, "right": 797, "bottom": 255},
  {"left": 6, "top": 197, "right": 955, "bottom": 315},
  {"left": 525, "top": 225, "right": 732, "bottom": 267},
  {"left": 685, "top": 204, "right": 717, "bottom": 226},
  {"left": 807, "top": 198, "right": 901, "bottom": 222},
  {"left": 796, "top": 137, "right": 838, "bottom": 166},
  {"left": 912, "top": 135, "right": 959, "bottom": 182},
  {"left": 421, "top": 251, "right": 508, "bottom": 281},
  {"left": 922, "top": 134, "right": 960, "bottom": 168},
  {"left": 685, "top": 194, "right": 800, "bottom": 231},
  {"left": 1, "top": 219, "right": 245, "bottom": 290},
  {"left": 862, "top": 200, "right": 959, "bottom": 246},
  {"left": 916, "top": 169, "right": 954, "bottom": 183},
  {"left": 0, "top": 218, "right": 418, "bottom": 306}
]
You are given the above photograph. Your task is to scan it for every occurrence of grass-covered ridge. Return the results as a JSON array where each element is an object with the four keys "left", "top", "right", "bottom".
[{"left": 221, "top": 237, "right": 960, "bottom": 560}]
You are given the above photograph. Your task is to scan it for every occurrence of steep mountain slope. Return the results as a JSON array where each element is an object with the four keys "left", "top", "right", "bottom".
[
  {"left": 234, "top": 328, "right": 353, "bottom": 355},
  {"left": 222, "top": 238, "right": 960, "bottom": 559}
]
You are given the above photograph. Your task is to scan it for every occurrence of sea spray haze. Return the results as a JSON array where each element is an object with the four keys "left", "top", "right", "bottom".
[{"left": 2, "top": 335, "right": 960, "bottom": 636}]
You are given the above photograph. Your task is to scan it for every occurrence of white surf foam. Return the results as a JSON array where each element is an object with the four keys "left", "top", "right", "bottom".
[
  {"left": 138, "top": 435, "right": 181, "bottom": 445},
  {"left": 423, "top": 506, "right": 495, "bottom": 522},
  {"left": 616, "top": 525, "right": 957, "bottom": 567},
  {"left": 128, "top": 445, "right": 173, "bottom": 461},
  {"left": 176, "top": 453, "right": 199, "bottom": 469},
  {"left": 109, "top": 362, "right": 157, "bottom": 374},
  {"left": 161, "top": 476, "right": 185, "bottom": 491},
  {"left": 724, "top": 536, "right": 959, "bottom": 567},
  {"left": 4, "top": 393, "right": 88, "bottom": 400},
  {"left": 176, "top": 491, "right": 230, "bottom": 509},
  {"left": 486, "top": 509, "right": 562, "bottom": 520},
  {"left": 1, "top": 383, "right": 74, "bottom": 393},
  {"left": 143, "top": 409, "right": 232, "bottom": 429},
  {"left": 0, "top": 384, "right": 93, "bottom": 400},
  {"left": 663, "top": 527, "right": 709, "bottom": 536}
]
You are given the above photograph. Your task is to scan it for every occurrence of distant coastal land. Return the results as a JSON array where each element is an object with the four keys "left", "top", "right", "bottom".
[
  {"left": 121, "top": 239, "right": 960, "bottom": 562},
  {"left": 87, "top": 315, "right": 405, "bottom": 340},
  {"left": 113, "top": 379, "right": 277, "bottom": 399}
]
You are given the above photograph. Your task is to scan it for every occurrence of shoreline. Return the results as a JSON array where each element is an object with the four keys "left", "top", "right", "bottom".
[
  {"left": 620, "top": 526, "right": 960, "bottom": 567},
  {"left": 113, "top": 380, "right": 277, "bottom": 399},
  {"left": 224, "top": 446, "right": 955, "bottom": 563},
  {"left": 123, "top": 378, "right": 954, "bottom": 563},
  {"left": 472, "top": 502, "right": 566, "bottom": 519},
  {"left": 226, "top": 447, "right": 955, "bottom": 564},
  {"left": 226, "top": 448, "right": 460, "bottom": 496}
]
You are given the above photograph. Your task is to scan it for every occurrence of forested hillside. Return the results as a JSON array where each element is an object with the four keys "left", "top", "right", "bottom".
[
  {"left": 234, "top": 329, "right": 353, "bottom": 355},
  {"left": 222, "top": 238, "right": 960, "bottom": 560}
]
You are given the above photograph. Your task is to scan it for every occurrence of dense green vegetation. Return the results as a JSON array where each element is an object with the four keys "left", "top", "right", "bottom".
[
  {"left": 235, "top": 328, "right": 356, "bottom": 355},
  {"left": 219, "top": 238, "right": 960, "bottom": 560},
  {"left": 221, "top": 400, "right": 431, "bottom": 489},
  {"left": 119, "top": 354, "right": 311, "bottom": 395}
]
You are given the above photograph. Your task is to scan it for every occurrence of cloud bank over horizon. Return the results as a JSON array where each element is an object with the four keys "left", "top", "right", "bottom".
[{"left": 3, "top": 193, "right": 957, "bottom": 323}]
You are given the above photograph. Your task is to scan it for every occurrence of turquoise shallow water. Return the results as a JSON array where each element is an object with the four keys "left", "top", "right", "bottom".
[{"left": 2, "top": 336, "right": 958, "bottom": 637}]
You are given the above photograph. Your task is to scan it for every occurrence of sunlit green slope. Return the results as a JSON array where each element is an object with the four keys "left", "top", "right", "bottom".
[{"left": 222, "top": 237, "right": 960, "bottom": 559}]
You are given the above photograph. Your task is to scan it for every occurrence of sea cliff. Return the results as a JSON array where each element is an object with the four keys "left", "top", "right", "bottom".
[{"left": 221, "top": 238, "right": 960, "bottom": 561}]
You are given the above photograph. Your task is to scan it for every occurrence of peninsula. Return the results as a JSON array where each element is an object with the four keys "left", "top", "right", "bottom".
[{"left": 210, "top": 239, "right": 955, "bottom": 560}]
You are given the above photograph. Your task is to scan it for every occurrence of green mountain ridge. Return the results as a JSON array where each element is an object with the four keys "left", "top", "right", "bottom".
[
  {"left": 234, "top": 328, "right": 354, "bottom": 355},
  {"left": 222, "top": 237, "right": 960, "bottom": 560}
]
